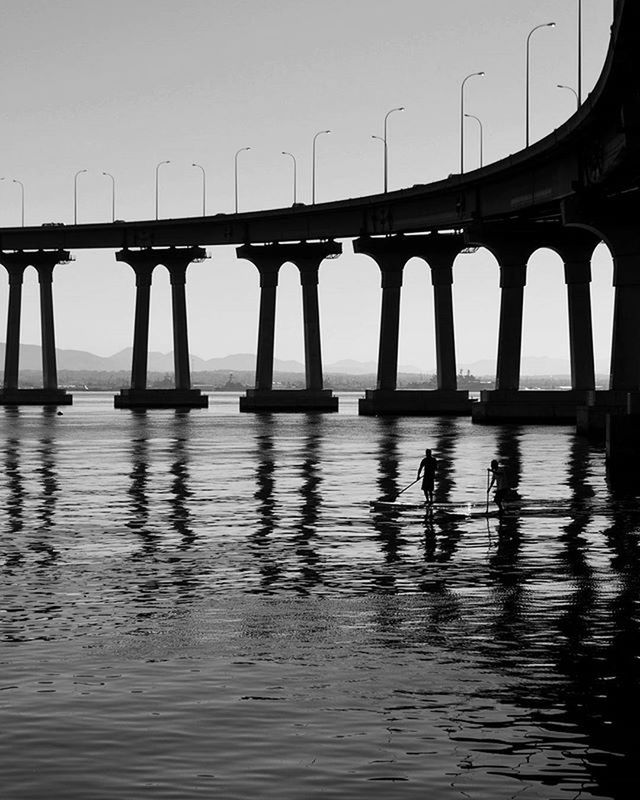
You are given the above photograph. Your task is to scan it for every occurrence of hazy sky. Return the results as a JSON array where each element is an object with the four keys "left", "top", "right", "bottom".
[{"left": 0, "top": 0, "right": 615, "bottom": 371}]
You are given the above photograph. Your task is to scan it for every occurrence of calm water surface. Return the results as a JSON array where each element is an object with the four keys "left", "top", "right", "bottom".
[{"left": 2, "top": 393, "right": 639, "bottom": 799}]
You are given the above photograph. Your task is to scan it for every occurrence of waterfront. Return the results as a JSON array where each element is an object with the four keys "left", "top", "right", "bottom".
[{"left": 1, "top": 393, "right": 639, "bottom": 799}]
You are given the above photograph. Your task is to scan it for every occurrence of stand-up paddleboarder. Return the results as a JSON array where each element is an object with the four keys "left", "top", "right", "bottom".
[
  {"left": 488, "top": 459, "right": 509, "bottom": 515},
  {"left": 417, "top": 449, "right": 437, "bottom": 506}
]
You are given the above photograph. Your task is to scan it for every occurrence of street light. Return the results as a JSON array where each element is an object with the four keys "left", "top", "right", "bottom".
[
  {"left": 234, "top": 147, "right": 251, "bottom": 213},
  {"left": 102, "top": 172, "right": 116, "bottom": 222},
  {"left": 282, "top": 151, "right": 297, "bottom": 205},
  {"left": 557, "top": 84, "right": 580, "bottom": 110},
  {"left": 74, "top": 169, "right": 88, "bottom": 224},
  {"left": 311, "top": 130, "right": 331, "bottom": 205},
  {"left": 526, "top": 22, "right": 556, "bottom": 147},
  {"left": 374, "top": 106, "right": 405, "bottom": 193},
  {"left": 464, "top": 114, "right": 484, "bottom": 168},
  {"left": 192, "top": 163, "right": 206, "bottom": 216},
  {"left": 0, "top": 177, "right": 25, "bottom": 226},
  {"left": 577, "top": 0, "right": 582, "bottom": 104},
  {"left": 155, "top": 160, "right": 170, "bottom": 220},
  {"left": 460, "top": 72, "right": 484, "bottom": 173}
]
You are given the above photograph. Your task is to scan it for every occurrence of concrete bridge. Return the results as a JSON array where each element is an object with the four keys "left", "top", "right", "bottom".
[{"left": 0, "top": 1, "right": 639, "bottom": 452}]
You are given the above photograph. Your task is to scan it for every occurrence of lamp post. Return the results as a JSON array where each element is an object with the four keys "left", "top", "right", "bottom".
[
  {"left": 155, "top": 160, "right": 170, "bottom": 220},
  {"left": 192, "top": 162, "right": 206, "bottom": 216},
  {"left": 1, "top": 177, "right": 25, "bottom": 226},
  {"left": 380, "top": 106, "right": 404, "bottom": 193},
  {"left": 557, "top": 84, "right": 580, "bottom": 110},
  {"left": 74, "top": 169, "right": 88, "bottom": 224},
  {"left": 460, "top": 72, "right": 484, "bottom": 173},
  {"left": 526, "top": 22, "right": 556, "bottom": 147},
  {"left": 464, "top": 114, "right": 484, "bottom": 168},
  {"left": 282, "top": 151, "right": 297, "bottom": 205},
  {"left": 577, "top": 0, "right": 582, "bottom": 104},
  {"left": 311, "top": 130, "right": 330, "bottom": 205},
  {"left": 234, "top": 147, "right": 251, "bottom": 213},
  {"left": 102, "top": 172, "right": 116, "bottom": 222}
]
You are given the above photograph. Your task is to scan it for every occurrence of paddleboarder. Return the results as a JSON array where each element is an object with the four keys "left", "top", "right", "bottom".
[
  {"left": 417, "top": 449, "right": 437, "bottom": 506},
  {"left": 488, "top": 459, "right": 509, "bottom": 515}
]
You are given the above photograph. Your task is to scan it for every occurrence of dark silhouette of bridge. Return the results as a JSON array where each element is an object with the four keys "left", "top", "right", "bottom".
[{"left": 0, "top": 0, "right": 638, "bottom": 462}]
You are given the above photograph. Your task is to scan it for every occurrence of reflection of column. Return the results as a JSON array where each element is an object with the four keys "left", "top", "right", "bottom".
[
  {"left": 297, "top": 260, "right": 324, "bottom": 391},
  {"left": 3, "top": 264, "right": 26, "bottom": 391},
  {"left": 170, "top": 418, "right": 194, "bottom": 547}
]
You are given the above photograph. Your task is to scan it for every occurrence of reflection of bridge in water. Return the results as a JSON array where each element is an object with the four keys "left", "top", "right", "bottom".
[{"left": 1, "top": 2, "right": 639, "bottom": 460}]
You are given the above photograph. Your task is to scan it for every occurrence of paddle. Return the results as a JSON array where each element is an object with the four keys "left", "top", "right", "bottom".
[
  {"left": 394, "top": 477, "right": 421, "bottom": 501},
  {"left": 485, "top": 468, "right": 491, "bottom": 515}
]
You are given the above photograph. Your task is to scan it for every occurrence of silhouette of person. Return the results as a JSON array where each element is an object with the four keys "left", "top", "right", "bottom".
[
  {"left": 417, "top": 448, "right": 437, "bottom": 506},
  {"left": 488, "top": 458, "right": 509, "bottom": 515}
]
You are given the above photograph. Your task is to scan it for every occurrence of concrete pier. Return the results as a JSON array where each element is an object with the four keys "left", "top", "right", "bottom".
[
  {"left": 470, "top": 227, "right": 599, "bottom": 424},
  {"left": 114, "top": 247, "right": 208, "bottom": 409},
  {"left": 354, "top": 234, "right": 471, "bottom": 416},
  {"left": 0, "top": 250, "right": 72, "bottom": 406},
  {"left": 237, "top": 242, "right": 340, "bottom": 413}
]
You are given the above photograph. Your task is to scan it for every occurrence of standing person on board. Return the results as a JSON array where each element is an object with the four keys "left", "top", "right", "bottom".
[
  {"left": 417, "top": 448, "right": 437, "bottom": 506},
  {"left": 488, "top": 459, "right": 509, "bottom": 515}
]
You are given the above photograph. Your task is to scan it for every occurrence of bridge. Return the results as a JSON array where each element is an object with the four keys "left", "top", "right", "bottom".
[{"left": 0, "top": 1, "right": 639, "bottom": 460}]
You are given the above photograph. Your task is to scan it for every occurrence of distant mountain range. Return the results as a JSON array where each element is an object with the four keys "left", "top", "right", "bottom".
[{"left": 0, "top": 343, "right": 609, "bottom": 377}]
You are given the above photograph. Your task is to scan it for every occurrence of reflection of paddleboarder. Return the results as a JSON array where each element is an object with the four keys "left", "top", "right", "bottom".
[
  {"left": 488, "top": 459, "right": 509, "bottom": 514},
  {"left": 417, "top": 449, "right": 437, "bottom": 505}
]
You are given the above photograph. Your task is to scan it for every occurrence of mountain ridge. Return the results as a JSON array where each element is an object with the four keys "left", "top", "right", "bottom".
[{"left": 0, "top": 343, "right": 609, "bottom": 376}]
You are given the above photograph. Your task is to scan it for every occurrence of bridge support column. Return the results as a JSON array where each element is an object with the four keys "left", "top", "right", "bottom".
[
  {"left": 564, "top": 258, "right": 596, "bottom": 392},
  {"left": 564, "top": 217, "right": 640, "bottom": 439},
  {"left": 114, "top": 247, "right": 208, "bottom": 409},
  {"left": 299, "top": 260, "right": 324, "bottom": 392},
  {"left": 0, "top": 250, "right": 72, "bottom": 406},
  {"left": 473, "top": 227, "right": 600, "bottom": 423},
  {"left": 356, "top": 235, "right": 471, "bottom": 416},
  {"left": 238, "top": 242, "right": 340, "bottom": 412}
]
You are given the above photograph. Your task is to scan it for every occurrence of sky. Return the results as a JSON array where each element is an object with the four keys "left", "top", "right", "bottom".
[{"left": 0, "top": 0, "right": 615, "bottom": 372}]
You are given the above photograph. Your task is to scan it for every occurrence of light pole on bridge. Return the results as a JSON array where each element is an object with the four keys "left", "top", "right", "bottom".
[
  {"left": 102, "top": 172, "right": 116, "bottom": 222},
  {"left": 74, "top": 169, "right": 88, "bottom": 225},
  {"left": 460, "top": 72, "right": 484, "bottom": 174},
  {"left": 192, "top": 163, "right": 206, "bottom": 216},
  {"left": 577, "top": 0, "right": 582, "bottom": 105},
  {"left": 464, "top": 113, "right": 484, "bottom": 169},
  {"left": 234, "top": 147, "right": 251, "bottom": 214},
  {"left": 281, "top": 151, "right": 297, "bottom": 205},
  {"left": 311, "top": 130, "right": 331, "bottom": 205},
  {"left": 526, "top": 22, "right": 556, "bottom": 147},
  {"left": 557, "top": 84, "right": 580, "bottom": 110},
  {"left": 373, "top": 107, "right": 405, "bottom": 194},
  {"left": 0, "top": 177, "right": 25, "bottom": 226},
  {"left": 155, "top": 160, "right": 170, "bottom": 220}
]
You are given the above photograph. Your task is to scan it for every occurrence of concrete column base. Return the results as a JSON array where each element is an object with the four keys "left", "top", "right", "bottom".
[
  {"left": 576, "top": 390, "right": 630, "bottom": 439},
  {"left": 472, "top": 389, "right": 590, "bottom": 424},
  {"left": 240, "top": 389, "right": 338, "bottom": 412},
  {"left": 114, "top": 389, "right": 208, "bottom": 409},
  {"left": 0, "top": 388, "right": 73, "bottom": 406},
  {"left": 358, "top": 389, "right": 472, "bottom": 416},
  {"left": 607, "top": 412, "right": 640, "bottom": 480}
]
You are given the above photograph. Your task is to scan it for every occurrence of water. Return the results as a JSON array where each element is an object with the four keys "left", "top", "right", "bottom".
[{"left": 2, "top": 392, "right": 639, "bottom": 799}]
